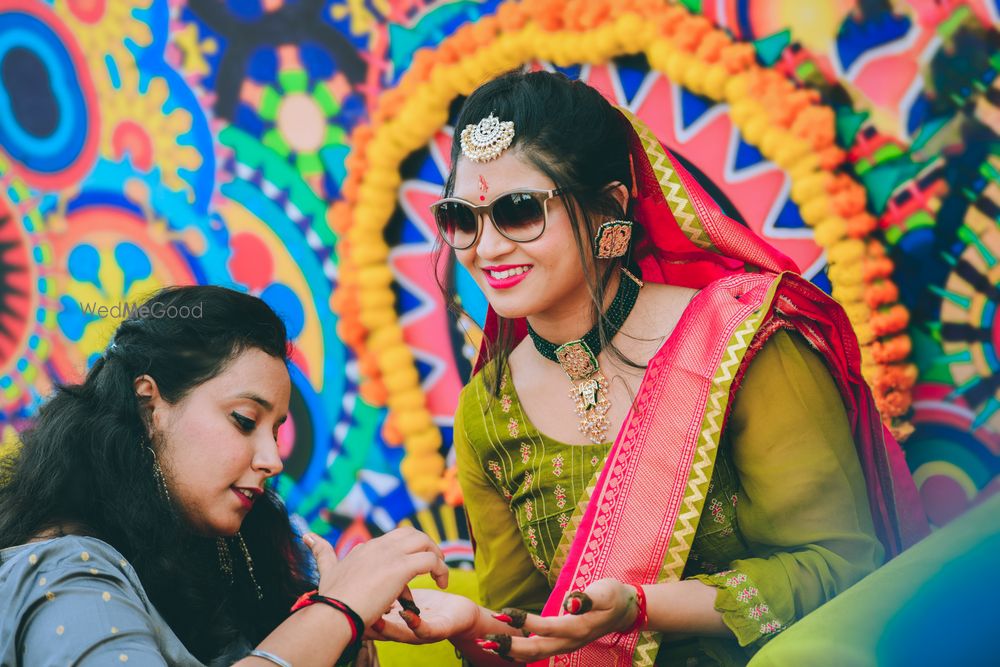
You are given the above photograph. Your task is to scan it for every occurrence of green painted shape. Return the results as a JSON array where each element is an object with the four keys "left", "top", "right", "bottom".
[
  {"left": 387, "top": 2, "right": 482, "bottom": 69},
  {"left": 928, "top": 284, "right": 972, "bottom": 309},
  {"left": 278, "top": 69, "right": 309, "bottom": 93},
  {"left": 219, "top": 126, "right": 335, "bottom": 249},
  {"left": 313, "top": 83, "right": 341, "bottom": 116},
  {"left": 259, "top": 86, "right": 281, "bottom": 121},
  {"left": 861, "top": 160, "right": 924, "bottom": 214},
  {"left": 753, "top": 30, "right": 791, "bottom": 67},
  {"left": 911, "top": 116, "right": 952, "bottom": 153},
  {"left": 958, "top": 225, "right": 998, "bottom": 268},
  {"left": 678, "top": 0, "right": 702, "bottom": 13},
  {"left": 263, "top": 128, "right": 291, "bottom": 157},
  {"left": 836, "top": 107, "right": 869, "bottom": 146},
  {"left": 296, "top": 152, "right": 323, "bottom": 175}
]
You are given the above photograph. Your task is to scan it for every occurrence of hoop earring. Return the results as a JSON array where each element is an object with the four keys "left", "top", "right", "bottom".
[{"left": 594, "top": 220, "right": 633, "bottom": 258}]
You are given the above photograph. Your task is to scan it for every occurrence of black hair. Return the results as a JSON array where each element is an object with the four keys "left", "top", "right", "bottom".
[
  {"left": 436, "top": 69, "right": 647, "bottom": 397},
  {"left": 0, "top": 285, "right": 313, "bottom": 662}
]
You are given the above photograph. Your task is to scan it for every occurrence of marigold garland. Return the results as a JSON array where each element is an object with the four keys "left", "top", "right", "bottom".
[{"left": 330, "top": 0, "right": 916, "bottom": 500}]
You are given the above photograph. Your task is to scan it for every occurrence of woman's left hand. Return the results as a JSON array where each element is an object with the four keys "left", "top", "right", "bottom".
[{"left": 479, "top": 578, "right": 638, "bottom": 662}]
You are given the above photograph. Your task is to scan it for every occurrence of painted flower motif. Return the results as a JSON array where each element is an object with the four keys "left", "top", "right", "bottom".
[
  {"left": 523, "top": 472, "right": 533, "bottom": 492},
  {"left": 527, "top": 526, "right": 538, "bottom": 548},
  {"left": 487, "top": 460, "right": 503, "bottom": 482},
  {"left": 748, "top": 604, "right": 770, "bottom": 620},
  {"left": 554, "top": 484, "right": 566, "bottom": 509},
  {"left": 731, "top": 493, "right": 739, "bottom": 508},
  {"left": 737, "top": 587, "right": 758, "bottom": 603},
  {"left": 508, "top": 417, "right": 520, "bottom": 438},
  {"left": 502, "top": 489, "right": 512, "bottom": 501},
  {"left": 524, "top": 499, "right": 534, "bottom": 521},
  {"left": 501, "top": 395, "right": 512, "bottom": 413},
  {"left": 557, "top": 512, "right": 570, "bottom": 530},
  {"left": 500, "top": 373, "right": 508, "bottom": 391},
  {"left": 520, "top": 442, "right": 531, "bottom": 464},
  {"left": 551, "top": 454, "right": 564, "bottom": 477},
  {"left": 590, "top": 455, "right": 599, "bottom": 467}
]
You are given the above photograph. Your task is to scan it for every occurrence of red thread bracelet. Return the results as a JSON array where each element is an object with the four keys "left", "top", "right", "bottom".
[{"left": 627, "top": 584, "right": 648, "bottom": 633}]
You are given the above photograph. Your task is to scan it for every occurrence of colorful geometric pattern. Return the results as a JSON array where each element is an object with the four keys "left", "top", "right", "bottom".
[{"left": 1, "top": 0, "right": 997, "bottom": 560}]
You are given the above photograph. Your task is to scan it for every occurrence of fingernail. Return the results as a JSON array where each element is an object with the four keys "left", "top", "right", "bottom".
[
  {"left": 399, "top": 609, "right": 422, "bottom": 629},
  {"left": 563, "top": 591, "right": 593, "bottom": 615},
  {"left": 303, "top": 533, "right": 315, "bottom": 546},
  {"left": 492, "top": 613, "right": 512, "bottom": 623},
  {"left": 499, "top": 607, "right": 527, "bottom": 629},
  {"left": 398, "top": 596, "right": 421, "bottom": 616},
  {"left": 476, "top": 640, "right": 500, "bottom": 650}
]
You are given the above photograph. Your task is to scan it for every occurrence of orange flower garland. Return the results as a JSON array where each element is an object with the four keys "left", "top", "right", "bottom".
[{"left": 331, "top": 0, "right": 916, "bottom": 500}]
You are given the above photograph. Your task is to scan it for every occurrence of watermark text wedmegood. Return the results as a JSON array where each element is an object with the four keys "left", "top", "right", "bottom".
[{"left": 79, "top": 301, "right": 204, "bottom": 319}]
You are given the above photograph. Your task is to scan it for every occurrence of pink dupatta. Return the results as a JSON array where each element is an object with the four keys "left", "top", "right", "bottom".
[{"left": 472, "top": 110, "right": 928, "bottom": 666}]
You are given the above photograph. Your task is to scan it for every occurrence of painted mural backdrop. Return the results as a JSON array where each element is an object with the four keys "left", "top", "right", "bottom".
[{"left": 1, "top": 0, "right": 998, "bottom": 558}]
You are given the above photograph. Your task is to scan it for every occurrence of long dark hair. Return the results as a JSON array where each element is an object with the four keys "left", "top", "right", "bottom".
[
  {"left": 0, "top": 286, "right": 312, "bottom": 662},
  {"left": 436, "top": 69, "right": 647, "bottom": 397}
]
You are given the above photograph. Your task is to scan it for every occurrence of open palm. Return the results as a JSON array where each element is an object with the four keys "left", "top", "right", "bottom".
[{"left": 374, "top": 588, "right": 482, "bottom": 644}]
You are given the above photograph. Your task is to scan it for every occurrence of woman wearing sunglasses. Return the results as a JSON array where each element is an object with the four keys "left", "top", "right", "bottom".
[{"left": 372, "top": 70, "right": 928, "bottom": 666}]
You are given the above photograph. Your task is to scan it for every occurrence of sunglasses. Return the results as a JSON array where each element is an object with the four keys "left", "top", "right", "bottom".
[{"left": 431, "top": 188, "right": 566, "bottom": 250}]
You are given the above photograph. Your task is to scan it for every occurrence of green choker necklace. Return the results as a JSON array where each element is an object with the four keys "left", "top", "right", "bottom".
[{"left": 527, "top": 265, "right": 644, "bottom": 443}]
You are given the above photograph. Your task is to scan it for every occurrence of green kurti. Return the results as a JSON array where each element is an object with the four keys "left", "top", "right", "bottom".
[{"left": 455, "top": 330, "right": 884, "bottom": 666}]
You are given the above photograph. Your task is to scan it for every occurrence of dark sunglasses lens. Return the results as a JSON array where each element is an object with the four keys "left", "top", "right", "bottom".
[
  {"left": 492, "top": 192, "right": 546, "bottom": 241},
  {"left": 434, "top": 201, "right": 478, "bottom": 247}
]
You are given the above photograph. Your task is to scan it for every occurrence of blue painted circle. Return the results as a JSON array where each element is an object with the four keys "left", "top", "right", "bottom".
[{"left": 0, "top": 12, "right": 89, "bottom": 172}]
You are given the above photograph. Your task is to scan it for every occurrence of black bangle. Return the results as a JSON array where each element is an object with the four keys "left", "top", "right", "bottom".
[{"left": 292, "top": 592, "right": 364, "bottom": 666}]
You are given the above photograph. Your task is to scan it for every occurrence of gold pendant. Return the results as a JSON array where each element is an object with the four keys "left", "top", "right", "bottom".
[{"left": 568, "top": 370, "right": 611, "bottom": 444}]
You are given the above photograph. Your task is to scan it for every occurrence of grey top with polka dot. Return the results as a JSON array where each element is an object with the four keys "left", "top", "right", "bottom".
[{"left": 0, "top": 535, "right": 246, "bottom": 666}]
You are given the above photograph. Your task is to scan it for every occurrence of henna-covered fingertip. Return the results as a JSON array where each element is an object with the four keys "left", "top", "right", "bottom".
[
  {"left": 498, "top": 607, "right": 528, "bottom": 629},
  {"left": 563, "top": 591, "right": 593, "bottom": 615}
]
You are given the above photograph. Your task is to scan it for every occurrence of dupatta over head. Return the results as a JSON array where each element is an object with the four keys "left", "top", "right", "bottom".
[{"left": 471, "top": 108, "right": 928, "bottom": 666}]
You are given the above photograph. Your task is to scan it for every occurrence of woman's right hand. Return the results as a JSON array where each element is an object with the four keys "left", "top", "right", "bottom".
[{"left": 303, "top": 527, "right": 449, "bottom": 625}]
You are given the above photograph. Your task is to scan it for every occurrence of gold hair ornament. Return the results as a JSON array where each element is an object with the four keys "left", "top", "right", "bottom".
[{"left": 460, "top": 113, "right": 515, "bottom": 163}]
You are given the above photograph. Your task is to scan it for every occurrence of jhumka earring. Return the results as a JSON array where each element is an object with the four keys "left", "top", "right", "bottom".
[
  {"left": 217, "top": 537, "right": 233, "bottom": 584},
  {"left": 148, "top": 446, "right": 171, "bottom": 503},
  {"left": 594, "top": 220, "right": 633, "bottom": 259},
  {"left": 237, "top": 533, "right": 264, "bottom": 601},
  {"left": 216, "top": 534, "right": 263, "bottom": 600}
]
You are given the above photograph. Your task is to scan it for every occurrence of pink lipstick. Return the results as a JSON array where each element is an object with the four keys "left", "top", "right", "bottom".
[
  {"left": 231, "top": 486, "right": 259, "bottom": 510},
  {"left": 482, "top": 264, "right": 532, "bottom": 289}
]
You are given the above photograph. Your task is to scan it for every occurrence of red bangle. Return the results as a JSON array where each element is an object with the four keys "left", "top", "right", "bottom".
[
  {"left": 626, "top": 584, "right": 648, "bottom": 633},
  {"left": 290, "top": 589, "right": 364, "bottom": 666}
]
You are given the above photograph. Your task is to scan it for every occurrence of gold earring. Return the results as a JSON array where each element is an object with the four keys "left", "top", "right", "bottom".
[
  {"left": 216, "top": 537, "right": 233, "bottom": 585},
  {"left": 594, "top": 220, "right": 633, "bottom": 258},
  {"left": 236, "top": 533, "right": 263, "bottom": 600},
  {"left": 148, "top": 446, "right": 171, "bottom": 503}
]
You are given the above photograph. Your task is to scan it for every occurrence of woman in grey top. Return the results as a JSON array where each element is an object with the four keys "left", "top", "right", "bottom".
[{"left": 0, "top": 286, "right": 449, "bottom": 666}]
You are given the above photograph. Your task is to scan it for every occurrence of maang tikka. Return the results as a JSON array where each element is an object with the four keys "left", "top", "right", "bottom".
[{"left": 460, "top": 113, "right": 515, "bottom": 163}]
